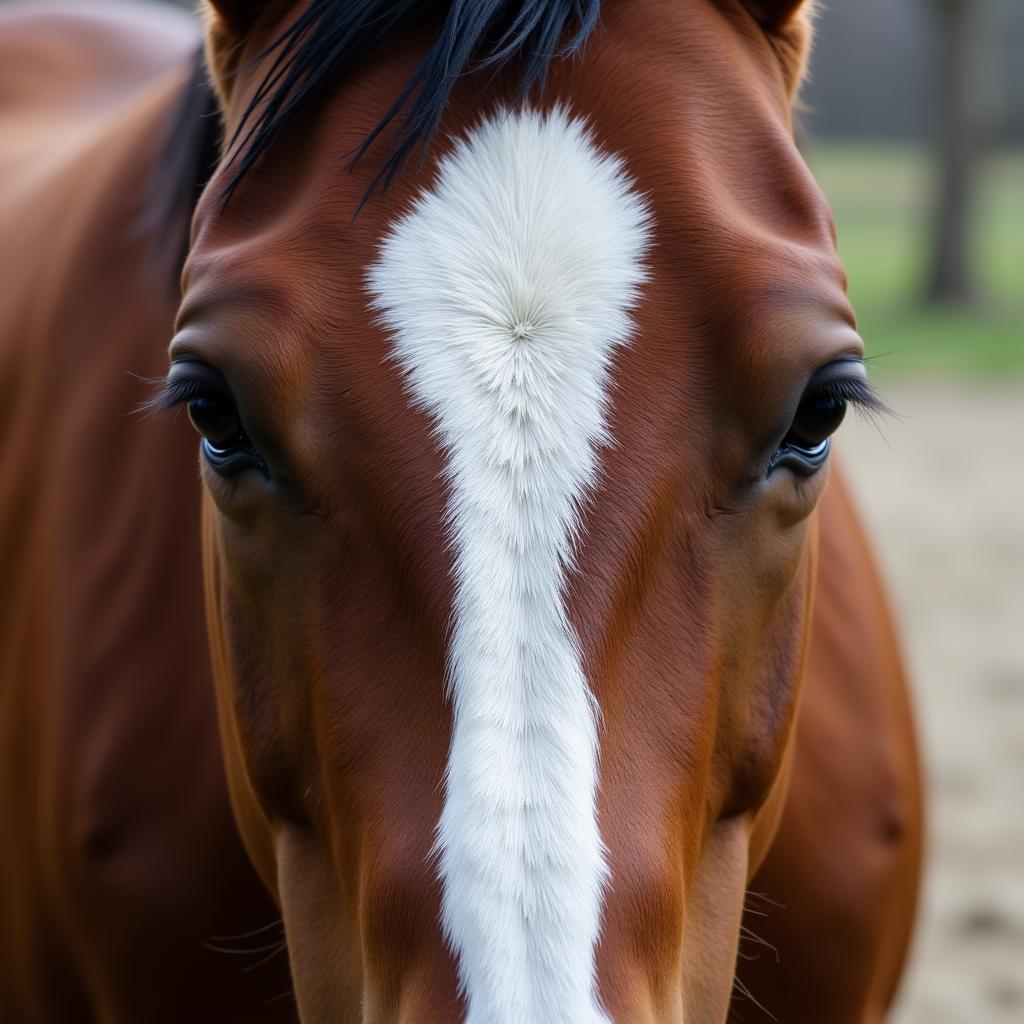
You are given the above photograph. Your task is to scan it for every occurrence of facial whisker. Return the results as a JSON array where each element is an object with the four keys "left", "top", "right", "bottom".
[
  {"left": 731, "top": 974, "right": 779, "bottom": 1022},
  {"left": 208, "top": 918, "right": 285, "bottom": 944}
]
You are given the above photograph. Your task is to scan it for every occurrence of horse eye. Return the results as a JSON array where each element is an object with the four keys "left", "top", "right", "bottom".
[
  {"left": 187, "top": 394, "right": 245, "bottom": 451},
  {"left": 784, "top": 390, "right": 848, "bottom": 450},
  {"left": 769, "top": 385, "right": 849, "bottom": 476},
  {"left": 161, "top": 360, "right": 267, "bottom": 477},
  {"left": 182, "top": 390, "right": 265, "bottom": 479}
]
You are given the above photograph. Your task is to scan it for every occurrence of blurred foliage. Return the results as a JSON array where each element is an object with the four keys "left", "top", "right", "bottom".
[{"left": 811, "top": 143, "right": 1024, "bottom": 379}]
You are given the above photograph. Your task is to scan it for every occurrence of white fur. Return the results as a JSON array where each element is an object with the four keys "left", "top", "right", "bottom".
[{"left": 367, "top": 107, "right": 650, "bottom": 1024}]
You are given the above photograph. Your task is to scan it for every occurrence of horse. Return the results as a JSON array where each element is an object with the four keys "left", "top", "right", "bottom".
[
  {"left": 0, "top": 2, "right": 292, "bottom": 1020},
  {"left": 0, "top": 1, "right": 924, "bottom": 1022}
]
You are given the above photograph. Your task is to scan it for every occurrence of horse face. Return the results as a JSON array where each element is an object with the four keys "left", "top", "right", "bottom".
[{"left": 175, "top": 0, "right": 861, "bottom": 1019}]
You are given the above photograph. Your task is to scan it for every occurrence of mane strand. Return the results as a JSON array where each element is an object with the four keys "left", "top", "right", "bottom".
[
  {"left": 139, "top": 50, "right": 221, "bottom": 286},
  {"left": 222, "top": 0, "right": 603, "bottom": 201}
]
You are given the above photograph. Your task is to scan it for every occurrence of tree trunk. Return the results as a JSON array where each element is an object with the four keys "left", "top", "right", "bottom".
[{"left": 925, "top": 0, "right": 983, "bottom": 304}]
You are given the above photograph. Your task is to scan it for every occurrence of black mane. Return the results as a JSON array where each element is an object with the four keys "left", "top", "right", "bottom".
[
  {"left": 141, "top": 50, "right": 222, "bottom": 284},
  {"left": 224, "top": 0, "right": 602, "bottom": 200}
]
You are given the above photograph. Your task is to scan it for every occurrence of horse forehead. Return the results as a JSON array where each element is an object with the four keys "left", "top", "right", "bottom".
[
  {"left": 203, "top": 3, "right": 816, "bottom": 273},
  {"left": 185, "top": 0, "right": 841, "bottom": 436}
]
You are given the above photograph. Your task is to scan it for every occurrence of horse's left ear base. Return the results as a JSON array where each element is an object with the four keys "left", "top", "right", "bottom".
[
  {"left": 743, "top": 0, "right": 816, "bottom": 100},
  {"left": 744, "top": 0, "right": 813, "bottom": 30}
]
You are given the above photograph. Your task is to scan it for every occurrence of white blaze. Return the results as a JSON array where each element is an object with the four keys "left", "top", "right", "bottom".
[{"left": 367, "top": 106, "right": 650, "bottom": 1024}]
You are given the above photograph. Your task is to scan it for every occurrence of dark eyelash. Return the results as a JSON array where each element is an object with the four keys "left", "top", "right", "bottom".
[
  {"left": 136, "top": 370, "right": 890, "bottom": 430},
  {"left": 814, "top": 376, "right": 892, "bottom": 421},
  {"left": 136, "top": 375, "right": 226, "bottom": 418}
]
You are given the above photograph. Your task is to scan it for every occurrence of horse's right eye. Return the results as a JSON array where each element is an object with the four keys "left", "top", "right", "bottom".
[
  {"left": 156, "top": 360, "right": 267, "bottom": 477},
  {"left": 187, "top": 394, "right": 245, "bottom": 451},
  {"left": 188, "top": 391, "right": 266, "bottom": 476}
]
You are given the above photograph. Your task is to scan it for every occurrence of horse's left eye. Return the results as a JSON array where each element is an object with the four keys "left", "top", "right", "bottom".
[
  {"left": 769, "top": 359, "right": 882, "bottom": 477},
  {"left": 784, "top": 390, "right": 848, "bottom": 450},
  {"left": 770, "top": 384, "right": 848, "bottom": 475}
]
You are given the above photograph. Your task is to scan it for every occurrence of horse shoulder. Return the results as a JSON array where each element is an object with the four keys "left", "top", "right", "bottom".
[
  {"left": 0, "top": 6, "right": 293, "bottom": 1021},
  {"left": 0, "top": 1, "right": 199, "bottom": 353}
]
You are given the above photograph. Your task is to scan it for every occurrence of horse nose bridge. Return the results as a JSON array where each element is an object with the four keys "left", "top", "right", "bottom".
[
  {"left": 568, "top": 483, "right": 714, "bottom": 691},
  {"left": 591, "top": 750, "right": 753, "bottom": 1020}
]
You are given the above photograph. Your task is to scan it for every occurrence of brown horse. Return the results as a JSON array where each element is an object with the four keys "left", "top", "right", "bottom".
[
  {"left": 0, "top": 2, "right": 292, "bottom": 1021},
  {"left": 0, "top": 1, "right": 923, "bottom": 1022}
]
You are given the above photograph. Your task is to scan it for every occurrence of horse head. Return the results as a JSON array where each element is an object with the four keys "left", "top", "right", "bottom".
[{"left": 166, "top": 1, "right": 878, "bottom": 1019}]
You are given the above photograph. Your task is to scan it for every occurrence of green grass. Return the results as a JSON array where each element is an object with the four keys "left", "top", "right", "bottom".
[{"left": 807, "top": 142, "right": 1024, "bottom": 379}]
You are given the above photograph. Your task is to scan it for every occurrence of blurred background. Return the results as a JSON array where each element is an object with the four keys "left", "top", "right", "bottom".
[
  {"left": 806, "top": 4, "right": 1023, "bottom": 1024},
  {"left": 56, "top": 0, "right": 1024, "bottom": 1020}
]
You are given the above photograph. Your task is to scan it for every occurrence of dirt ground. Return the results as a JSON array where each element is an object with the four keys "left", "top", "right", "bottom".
[{"left": 837, "top": 386, "right": 1024, "bottom": 1024}]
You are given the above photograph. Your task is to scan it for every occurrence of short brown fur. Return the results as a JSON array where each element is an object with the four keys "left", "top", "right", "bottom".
[{"left": 0, "top": 1, "right": 922, "bottom": 1021}]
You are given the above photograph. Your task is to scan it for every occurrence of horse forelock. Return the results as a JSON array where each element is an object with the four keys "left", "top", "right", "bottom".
[
  {"left": 141, "top": 49, "right": 221, "bottom": 286},
  {"left": 204, "top": 0, "right": 816, "bottom": 208},
  {"left": 367, "top": 106, "right": 651, "bottom": 1024},
  {"left": 213, "top": 0, "right": 602, "bottom": 203}
]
